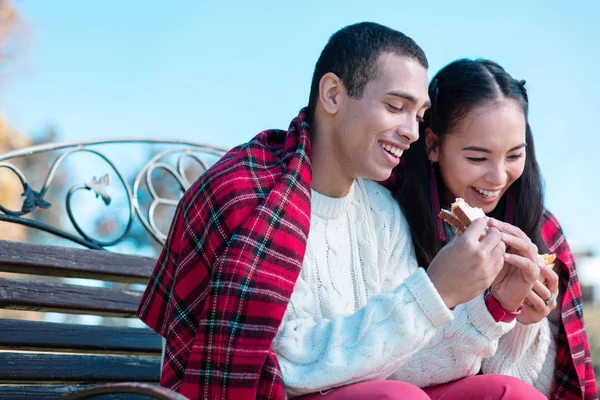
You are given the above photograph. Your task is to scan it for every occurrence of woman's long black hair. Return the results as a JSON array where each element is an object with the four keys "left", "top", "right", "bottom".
[{"left": 394, "top": 59, "right": 548, "bottom": 267}]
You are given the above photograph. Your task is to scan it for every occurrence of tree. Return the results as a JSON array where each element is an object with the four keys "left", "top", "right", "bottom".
[
  {"left": 0, "top": 117, "right": 31, "bottom": 241},
  {"left": 0, "top": 0, "right": 29, "bottom": 82},
  {"left": 0, "top": 0, "right": 31, "bottom": 241}
]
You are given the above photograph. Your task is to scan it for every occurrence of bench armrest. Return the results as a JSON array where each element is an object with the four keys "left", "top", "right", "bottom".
[{"left": 61, "top": 382, "right": 189, "bottom": 400}]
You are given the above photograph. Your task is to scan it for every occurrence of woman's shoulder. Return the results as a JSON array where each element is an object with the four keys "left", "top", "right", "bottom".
[
  {"left": 540, "top": 209, "right": 566, "bottom": 243},
  {"left": 541, "top": 208, "right": 560, "bottom": 225}
]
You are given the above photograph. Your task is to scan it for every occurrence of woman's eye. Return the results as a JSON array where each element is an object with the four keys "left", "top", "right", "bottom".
[
  {"left": 385, "top": 103, "right": 402, "bottom": 113},
  {"left": 466, "top": 157, "right": 486, "bottom": 162},
  {"left": 507, "top": 153, "right": 524, "bottom": 160}
]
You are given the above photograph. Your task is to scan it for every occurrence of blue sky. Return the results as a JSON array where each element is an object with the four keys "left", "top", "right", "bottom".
[{"left": 3, "top": 0, "right": 599, "bottom": 254}]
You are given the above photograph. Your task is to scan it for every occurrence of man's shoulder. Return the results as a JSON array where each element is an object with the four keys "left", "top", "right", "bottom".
[
  {"left": 208, "top": 128, "right": 289, "bottom": 175},
  {"left": 179, "top": 128, "right": 290, "bottom": 218}
]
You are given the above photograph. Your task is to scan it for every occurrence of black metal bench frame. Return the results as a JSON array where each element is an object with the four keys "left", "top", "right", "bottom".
[{"left": 0, "top": 139, "right": 226, "bottom": 399}]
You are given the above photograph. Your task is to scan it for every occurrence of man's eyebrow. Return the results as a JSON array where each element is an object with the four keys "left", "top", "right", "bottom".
[
  {"left": 386, "top": 90, "right": 431, "bottom": 108},
  {"left": 462, "top": 143, "right": 527, "bottom": 153}
]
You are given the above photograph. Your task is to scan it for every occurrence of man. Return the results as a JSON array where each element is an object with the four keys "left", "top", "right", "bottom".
[{"left": 138, "top": 22, "right": 541, "bottom": 400}]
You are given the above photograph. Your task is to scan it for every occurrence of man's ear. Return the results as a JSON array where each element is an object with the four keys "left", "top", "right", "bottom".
[
  {"left": 319, "top": 72, "right": 344, "bottom": 115},
  {"left": 425, "top": 128, "right": 440, "bottom": 162}
]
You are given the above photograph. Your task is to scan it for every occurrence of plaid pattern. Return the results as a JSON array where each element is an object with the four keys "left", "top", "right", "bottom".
[
  {"left": 137, "top": 109, "right": 312, "bottom": 400},
  {"left": 542, "top": 210, "right": 598, "bottom": 400}
]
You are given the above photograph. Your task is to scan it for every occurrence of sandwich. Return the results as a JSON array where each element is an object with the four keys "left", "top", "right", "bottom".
[
  {"left": 439, "top": 198, "right": 486, "bottom": 234},
  {"left": 536, "top": 254, "right": 556, "bottom": 284},
  {"left": 439, "top": 198, "right": 556, "bottom": 283}
]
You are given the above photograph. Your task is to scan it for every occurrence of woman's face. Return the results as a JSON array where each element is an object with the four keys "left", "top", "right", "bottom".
[{"left": 429, "top": 100, "right": 527, "bottom": 214}]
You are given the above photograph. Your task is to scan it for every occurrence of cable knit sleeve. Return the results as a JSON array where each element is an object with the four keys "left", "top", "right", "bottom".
[
  {"left": 386, "top": 266, "right": 555, "bottom": 391},
  {"left": 388, "top": 290, "right": 515, "bottom": 386},
  {"left": 272, "top": 268, "right": 453, "bottom": 397},
  {"left": 481, "top": 315, "right": 558, "bottom": 396},
  {"left": 378, "top": 203, "right": 514, "bottom": 387}
]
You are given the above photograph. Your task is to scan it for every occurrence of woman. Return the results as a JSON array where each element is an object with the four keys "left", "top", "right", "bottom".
[{"left": 394, "top": 58, "right": 597, "bottom": 399}]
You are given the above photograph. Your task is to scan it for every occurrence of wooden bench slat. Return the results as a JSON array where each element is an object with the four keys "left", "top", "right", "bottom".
[
  {"left": 0, "top": 385, "right": 77, "bottom": 400},
  {"left": 0, "top": 385, "right": 155, "bottom": 400},
  {"left": 0, "top": 278, "right": 142, "bottom": 317},
  {"left": 0, "top": 353, "right": 160, "bottom": 382},
  {"left": 0, "top": 319, "right": 161, "bottom": 354},
  {"left": 0, "top": 240, "right": 155, "bottom": 283},
  {"left": 0, "top": 239, "right": 165, "bottom": 392}
]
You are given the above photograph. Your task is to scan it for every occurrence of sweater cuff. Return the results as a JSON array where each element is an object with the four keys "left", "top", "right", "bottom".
[
  {"left": 496, "top": 320, "right": 545, "bottom": 362},
  {"left": 404, "top": 268, "right": 453, "bottom": 327},
  {"left": 467, "top": 293, "right": 515, "bottom": 339}
]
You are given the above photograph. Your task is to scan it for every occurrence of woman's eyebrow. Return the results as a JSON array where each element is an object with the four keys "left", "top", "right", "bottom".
[
  {"left": 462, "top": 143, "right": 526, "bottom": 153},
  {"left": 462, "top": 146, "right": 491, "bottom": 153}
]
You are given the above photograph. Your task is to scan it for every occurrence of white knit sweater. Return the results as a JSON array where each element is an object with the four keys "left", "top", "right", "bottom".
[{"left": 272, "top": 178, "right": 557, "bottom": 397}]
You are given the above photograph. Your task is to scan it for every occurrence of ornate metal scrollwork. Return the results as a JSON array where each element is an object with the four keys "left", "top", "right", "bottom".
[{"left": 0, "top": 139, "right": 227, "bottom": 250}]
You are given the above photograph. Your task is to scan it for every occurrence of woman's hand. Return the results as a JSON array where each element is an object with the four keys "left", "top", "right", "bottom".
[
  {"left": 489, "top": 218, "right": 539, "bottom": 263},
  {"left": 517, "top": 266, "right": 559, "bottom": 325},
  {"left": 488, "top": 219, "right": 540, "bottom": 312}
]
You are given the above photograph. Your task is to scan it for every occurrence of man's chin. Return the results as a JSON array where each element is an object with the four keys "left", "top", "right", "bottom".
[{"left": 365, "top": 169, "right": 394, "bottom": 183}]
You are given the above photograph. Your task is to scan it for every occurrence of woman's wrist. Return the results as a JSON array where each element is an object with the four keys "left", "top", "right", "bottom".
[
  {"left": 489, "top": 286, "right": 522, "bottom": 312},
  {"left": 484, "top": 287, "right": 522, "bottom": 323}
]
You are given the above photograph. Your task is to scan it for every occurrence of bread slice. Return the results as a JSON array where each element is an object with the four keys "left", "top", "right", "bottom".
[
  {"left": 537, "top": 253, "right": 557, "bottom": 283},
  {"left": 538, "top": 253, "right": 556, "bottom": 267},
  {"left": 451, "top": 198, "right": 486, "bottom": 228},
  {"left": 438, "top": 209, "right": 467, "bottom": 233},
  {"left": 438, "top": 198, "right": 485, "bottom": 233}
]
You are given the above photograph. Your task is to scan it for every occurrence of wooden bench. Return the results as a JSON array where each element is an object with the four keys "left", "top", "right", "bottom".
[
  {"left": 0, "top": 239, "right": 187, "bottom": 399},
  {"left": 0, "top": 139, "right": 227, "bottom": 398}
]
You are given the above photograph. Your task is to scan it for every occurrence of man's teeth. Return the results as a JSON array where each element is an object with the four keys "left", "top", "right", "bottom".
[
  {"left": 379, "top": 141, "right": 403, "bottom": 157},
  {"left": 475, "top": 187, "right": 501, "bottom": 198}
]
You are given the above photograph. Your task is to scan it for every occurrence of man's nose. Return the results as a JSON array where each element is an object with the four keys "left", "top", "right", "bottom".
[{"left": 395, "top": 118, "right": 419, "bottom": 144}]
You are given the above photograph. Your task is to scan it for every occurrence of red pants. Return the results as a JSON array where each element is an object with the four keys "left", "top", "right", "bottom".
[{"left": 296, "top": 375, "right": 546, "bottom": 399}]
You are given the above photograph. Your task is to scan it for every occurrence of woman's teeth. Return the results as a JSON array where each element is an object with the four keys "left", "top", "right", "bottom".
[
  {"left": 474, "top": 187, "right": 501, "bottom": 198},
  {"left": 379, "top": 141, "right": 403, "bottom": 157}
]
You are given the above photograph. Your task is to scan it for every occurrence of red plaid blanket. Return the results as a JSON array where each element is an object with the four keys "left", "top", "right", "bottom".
[
  {"left": 137, "top": 110, "right": 312, "bottom": 399},
  {"left": 543, "top": 211, "right": 598, "bottom": 399}
]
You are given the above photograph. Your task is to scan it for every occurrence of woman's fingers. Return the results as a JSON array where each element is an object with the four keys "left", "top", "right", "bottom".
[
  {"left": 525, "top": 290, "right": 547, "bottom": 310},
  {"left": 531, "top": 280, "right": 552, "bottom": 302},
  {"left": 500, "top": 232, "right": 538, "bottom": 260},
  {"left": 539, "top": 266, "right": 559, "bottom": 294},
  {"left": 522, "top": 301, "right": 536, "bottom": 314},
  {"left": 504, "top": 253, "right": 540, "bottom": 282},
  {"left": 489, "top": 218, "right": 538, "bottom": 259},
  {"left": 489, "top": 218, "right": 528, "bottom": 239},
  {"left": 525, "top": 283, "right": 558, "bottom": 313}
]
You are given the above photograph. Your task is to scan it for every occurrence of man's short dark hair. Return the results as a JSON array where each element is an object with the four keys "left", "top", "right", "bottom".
[{"left": 308, "top": 22, "right": 428, "bottom": 120}]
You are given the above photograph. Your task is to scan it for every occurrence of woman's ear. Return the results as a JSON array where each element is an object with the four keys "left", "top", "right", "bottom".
[
  {"left": 319, "top": 72, "right": 344, "bottom": 115},
  {"left": 425, "top": 128, "right": 440, "bottom": 162}
]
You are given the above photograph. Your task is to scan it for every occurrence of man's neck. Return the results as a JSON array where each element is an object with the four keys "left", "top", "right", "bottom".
[{"left": 311, "top": 120, "right": 354, "bottom": 198}]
